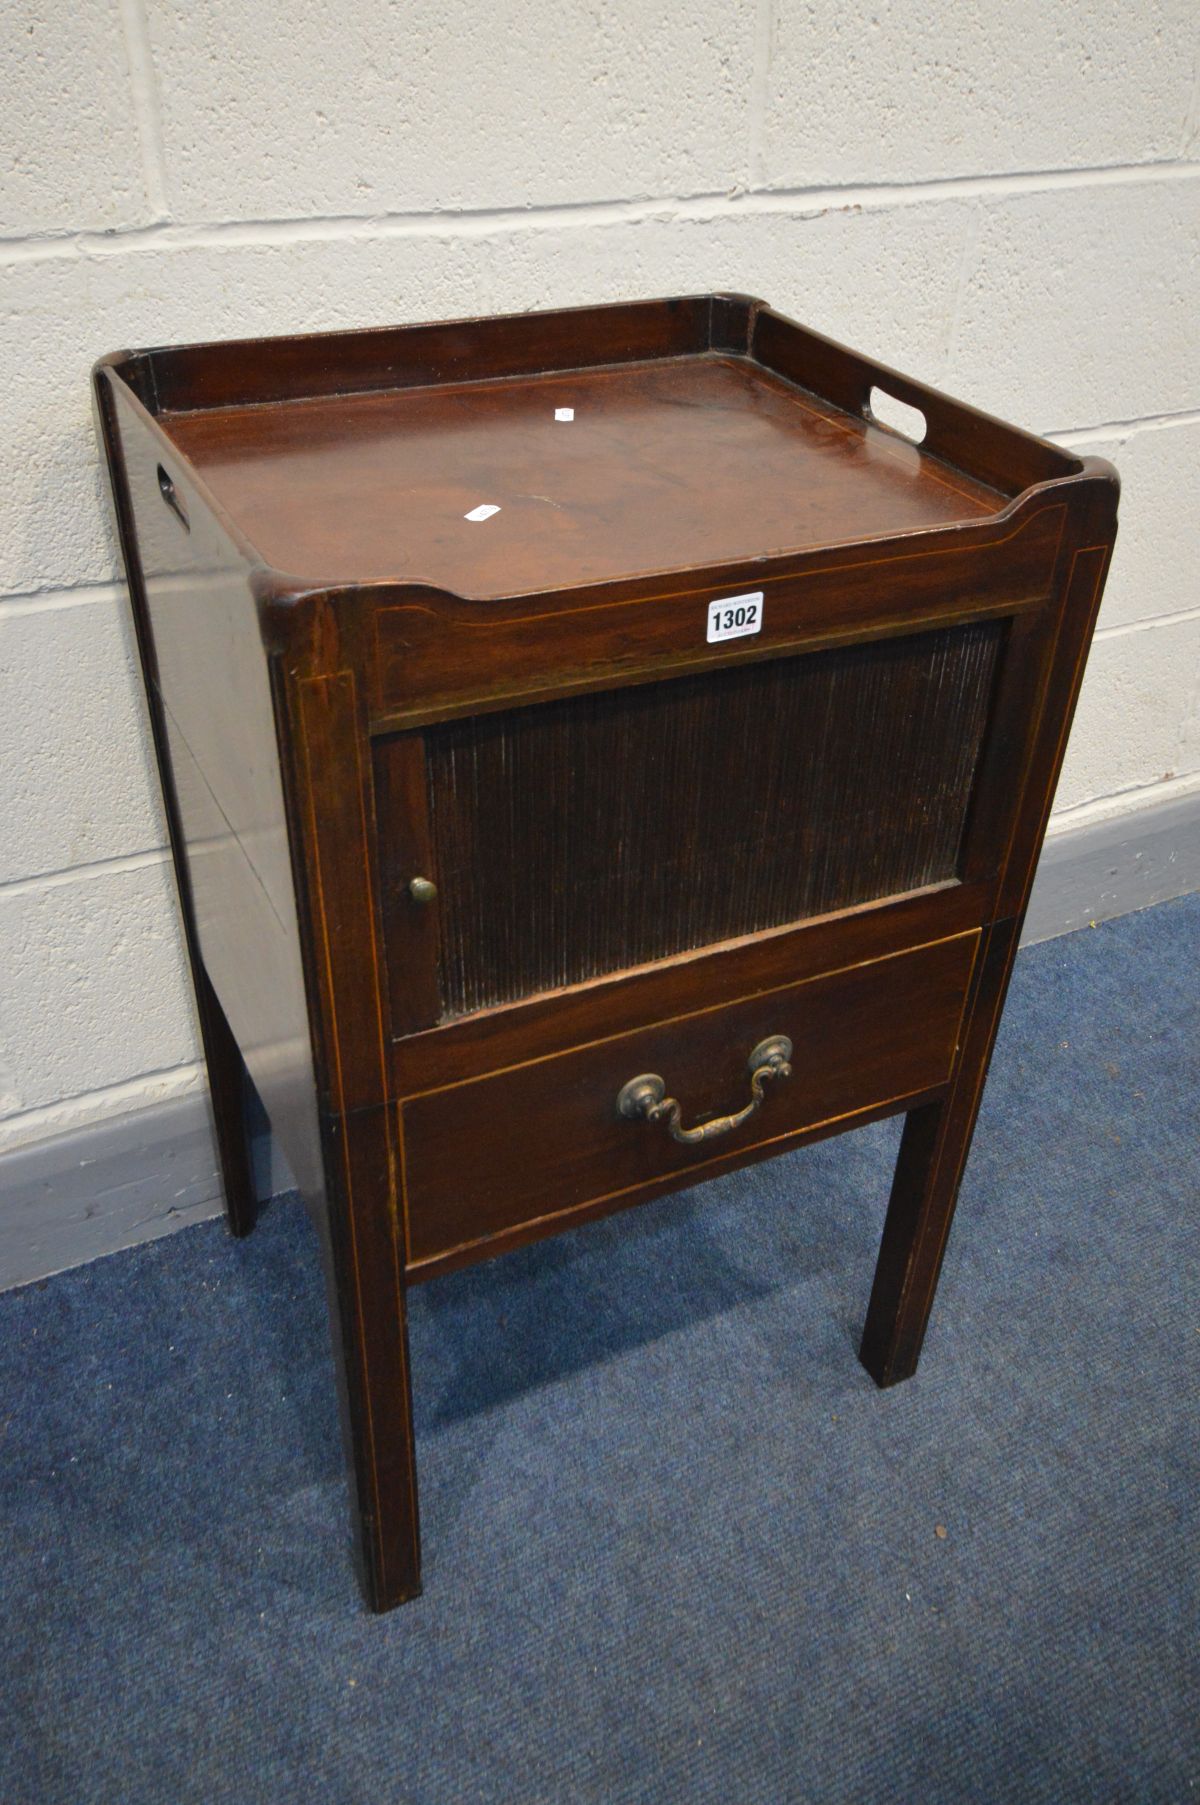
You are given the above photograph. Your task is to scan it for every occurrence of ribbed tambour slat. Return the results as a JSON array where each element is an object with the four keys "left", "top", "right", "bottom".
[{"left": 426, "top": 623, "right": 1003, "bottom": 1017}]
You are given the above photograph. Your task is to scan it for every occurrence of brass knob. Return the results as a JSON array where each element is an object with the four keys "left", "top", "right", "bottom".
[{"left": 408, "top": 876, "right": 438, "bottom": 905}]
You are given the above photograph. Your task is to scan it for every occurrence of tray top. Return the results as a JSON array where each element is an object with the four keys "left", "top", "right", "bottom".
[{"left": 160, "top": 352, "right": 1006, "bottom": 597}]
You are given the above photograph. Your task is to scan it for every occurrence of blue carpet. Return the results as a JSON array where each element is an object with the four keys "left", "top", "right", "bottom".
[{"left": 2, "top": 895, "right": 1197, "bottom": 1804}]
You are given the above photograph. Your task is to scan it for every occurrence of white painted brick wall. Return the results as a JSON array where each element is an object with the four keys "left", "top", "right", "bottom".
[
  {"left": 762, "top": 2, "right": 1196, "bottom": 186},
  {"left": 0, "top": 860, "right": 196, "bottom": 1118},
  {"left": 0, "top": 0, "right": 1197, "bottom": 1158},
  {"left": 144, "top": 0, "right": 755, "bottom": 217},
  {"left": 0, "top": 596, "right": 165, "bottom": 881},
  {"left": 2, "top": 0, "right": 147, "bottom": 233}
]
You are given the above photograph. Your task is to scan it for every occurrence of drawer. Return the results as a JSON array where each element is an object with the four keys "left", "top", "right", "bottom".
[{"left": 400, "top": 929, "right": 979, "bottom": 1268}]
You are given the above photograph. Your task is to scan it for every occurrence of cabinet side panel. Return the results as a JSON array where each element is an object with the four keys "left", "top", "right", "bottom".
[{"left": 100, "top": 375, "right": 322, "bottom": 1202}]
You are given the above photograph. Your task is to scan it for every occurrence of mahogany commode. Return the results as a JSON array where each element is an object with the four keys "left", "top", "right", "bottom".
[{"left": 94, "top": 295, "right": 1118, "bottom": 1611}]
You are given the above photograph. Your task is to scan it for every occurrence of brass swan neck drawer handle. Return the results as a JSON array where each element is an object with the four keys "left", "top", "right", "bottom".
[{"left": 616, "top": 1035, "right": 793, "bottom": 1146}]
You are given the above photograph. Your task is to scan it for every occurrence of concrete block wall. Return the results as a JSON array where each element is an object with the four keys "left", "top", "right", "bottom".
[{"left": 1, "top": 1, "right": 1198, "bottom": 1184}]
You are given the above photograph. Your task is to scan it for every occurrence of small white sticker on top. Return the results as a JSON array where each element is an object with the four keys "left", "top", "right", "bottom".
[
  {"left": 555, "top": 407, "right": 574, "bottom": 422},
  {"left": 706, "top": 591, "right": 764, "bottom": 644},
  {"left": 464, "top": 503, "right": 501, "bottom": 522}
]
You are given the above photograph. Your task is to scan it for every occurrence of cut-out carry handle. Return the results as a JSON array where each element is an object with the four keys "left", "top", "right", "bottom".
[
  {"left": 867, "top": 386, "right": 928, "bottom": 445},
  {"left": 157, "top": 464, "right": 190, "bottom": 531}
]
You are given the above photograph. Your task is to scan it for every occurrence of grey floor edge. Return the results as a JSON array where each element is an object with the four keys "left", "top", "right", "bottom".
[
  {"left": 1, "top": 786, "right": 1196, "bottom": 1293},
  {"left": 0, "top": 1093, "right": 291, "bottom": 1294},
  {"left": 1021, "top": 786, "right": 1200, "bottom": 945}
]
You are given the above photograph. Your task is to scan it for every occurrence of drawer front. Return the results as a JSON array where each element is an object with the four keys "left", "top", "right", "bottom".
[{"left": 400, "top": 929, "right": 979, "bottom": 1268}]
